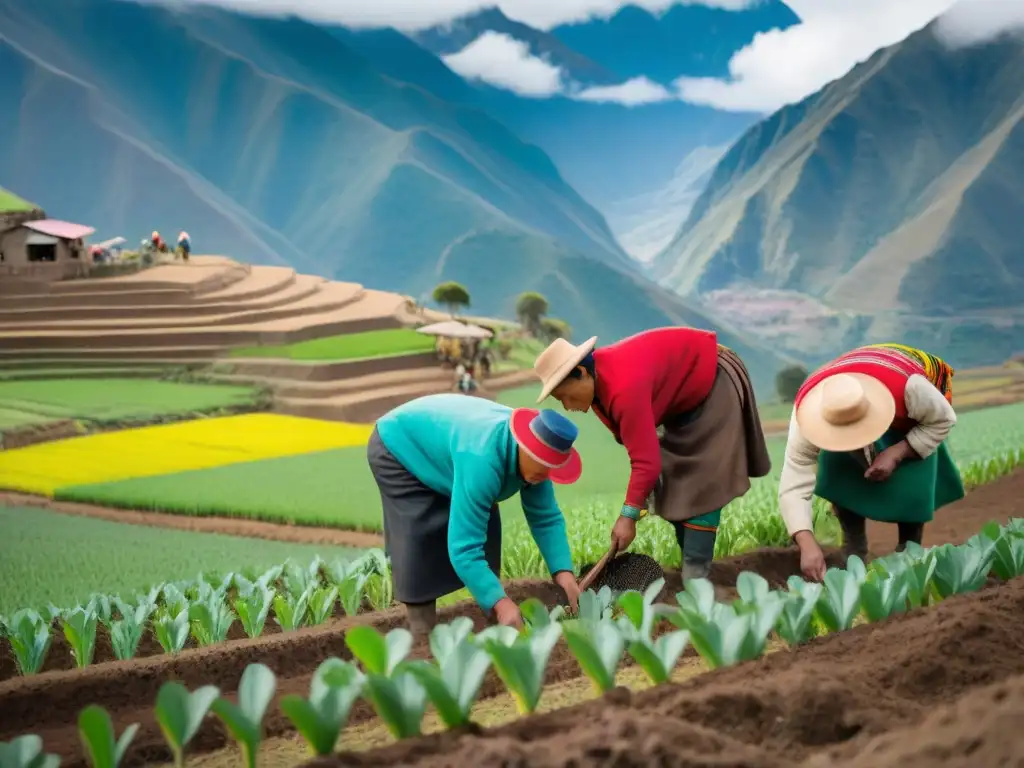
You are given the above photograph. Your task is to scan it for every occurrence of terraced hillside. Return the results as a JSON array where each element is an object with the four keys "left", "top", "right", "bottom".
[{"left": 0, "top": 256, "right": 529, "bottom": 424}]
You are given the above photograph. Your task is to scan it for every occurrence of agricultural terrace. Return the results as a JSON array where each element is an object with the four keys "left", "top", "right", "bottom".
[{"left": 227, "top": 328, "right": 436, "bottom": 361}]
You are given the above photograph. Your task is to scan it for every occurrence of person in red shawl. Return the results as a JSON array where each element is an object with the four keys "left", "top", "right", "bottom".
[
  {"left": 778, "top": 344, "right": 964, "bottom": 582},
  {"left": 533, "top": 328, "right": 772, "bottom": 582}
]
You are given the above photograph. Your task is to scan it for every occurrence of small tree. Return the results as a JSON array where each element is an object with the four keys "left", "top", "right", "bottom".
[
  {"left": 539, "top": 317, "right": 571, "bottom": 343},
  {"left": 776, "top": 364, "right": 810, "bottom": 404},
  {"left": 432, "top": 282, "right": 471, "bottom": 317},
  {"left": 515, "top": 292, "right": 549, "bottom": 336}
]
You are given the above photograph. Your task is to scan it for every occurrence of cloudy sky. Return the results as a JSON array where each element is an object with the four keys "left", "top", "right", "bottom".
[{"left": 178, "top": 0, "right": 1024, "bottom": 112}]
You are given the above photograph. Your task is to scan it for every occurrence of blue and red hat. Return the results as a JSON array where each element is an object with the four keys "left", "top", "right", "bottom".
[{"left": 509, "top": 407, "right": 583, "bottom": 485}]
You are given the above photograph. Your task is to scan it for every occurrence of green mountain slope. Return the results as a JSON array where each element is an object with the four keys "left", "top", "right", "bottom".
[{"left": 652, "top": 24, "right": 1024, "bottom": 369}]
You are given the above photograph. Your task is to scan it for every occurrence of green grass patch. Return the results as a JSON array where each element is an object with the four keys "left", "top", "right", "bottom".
[
  {"left": 228, "top": 328, "right": 436, "bottom": 361},
  {"left": 0, "top": 378, "right": 264, "bottom": 432},
  {"left": 0, "top": 506, "right": 361, "bottom": 614},
  {"left": 0, "top": 187, "right": 36, "bottom": 214}
]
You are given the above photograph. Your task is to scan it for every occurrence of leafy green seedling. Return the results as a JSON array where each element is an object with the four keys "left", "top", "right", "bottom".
[
  {"left": 0, "top": 734, "right": 60, "bottom": 768},
  {"left": 210, "top": 664, "right": 277, "bottom": 768},
  {"left": 281, "top": 659, "right": 364, "bottom": 756},
  {"left": 616, "top": 578, "right": 688, "bottom": 683},
  {"left": 616, "top": 578, "right": 665, "bottom": 638},
  {"left": 482, "top": 623, "right": 562, "bottom": 714},
  {"left": 62, "top": 606, "right": 99, "bottom": 668},
  {"left": 272, "top": 588, "right": 310, "bottom": 632},
  {"left": 307, "top": 586, "right": 339, "bottom": 626},
  {"left": 404, "top": 620, "right": 492, "bottom": 729},
  {"left": 859, "top": 569, "right": 910, "bottom": 623},
  {"left": 815, "top": 566, "right": 863, "bottom": 632},
  {"left": 734, "top": 572, "right": 771, "bottom": 611},
  {"left": 327, "top": 561, "right": 371, "bottom": 617},
  {"left": 6, "top": 610, "right": 52, "bottom": 676},
  {"left": 189, "top": 595, "right": 236, "bottom": 647},
  {"left": 775, "top": 577, "right": 822, "bottom": 647},
  {"left": 153, "top": 608, "right": 190, "bottom": 654},
  {"left": 668, "top": 603, "right": 753, "bottom": 669},
  {"left": 78, "top": 705, "right": 139, "bottom": 768},
  {"left": 520, "top": 598, "right": 565, "bottom": 632},
  {"left": 234, "top": 585, "right": 275, "bottom": 639},
  {"left": 345, "top": 626, "right": 413, "bottom": 675},
  {"left": 931, "top": 541, "right": 996, "bottom": 598},
  {"left": 562, "top": 618, "right": 625, "bottom": 694},
  {"left": 673, "top": 578, "right": 719, "bottom": 622},
  {"left": 576, "top": 586, "right": 614, "bottom": 626},
  {"left": 992, "top": 535, "right": 1024, "bottom": 580},
  {"left": 359, "top": 670, "right": 428, "bottom": 739},
  {"left": 154, "top": 682, "right": 220, "bottom": 768}
]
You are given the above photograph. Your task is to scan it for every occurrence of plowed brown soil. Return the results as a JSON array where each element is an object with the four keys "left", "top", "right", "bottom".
[
  {"left": 2, "top": 470, "right": 1020, "bottom": 767},
  {"left": 307, "top": 578, "right": 1024, "bottom": 768}
]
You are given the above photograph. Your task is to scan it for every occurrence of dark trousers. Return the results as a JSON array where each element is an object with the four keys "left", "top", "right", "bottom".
[
  {"left": 834, "top": 505, "right": 924, "bottom": 559},
  {"left": 669, "top": 520, "right": 717, "bottom": 580}
]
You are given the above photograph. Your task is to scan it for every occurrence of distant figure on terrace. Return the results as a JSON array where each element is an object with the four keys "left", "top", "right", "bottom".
[
  {"left": 778, "top": 344, "right": 964, "bottom": 582},
  {"left": 533, "top": 328, "right": 772, "bottom": 584},
  {"left": 367, "top": 394, "right": 583, "bottom": 634},
  {"left": 150, "top": 231, "right": 167, "bottom": 253},
  {"left": 177, "top": 231, "right": 191, "bottom": 262}
]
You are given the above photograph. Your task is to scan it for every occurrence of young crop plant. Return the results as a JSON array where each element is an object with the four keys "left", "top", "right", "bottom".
[
  {"left": 931, "top": 539, "right": 997, "bottom": 598},
  {"left": 0, "top": 734, "right": 60, "bottom": 768},
  {"left": 562, "top": 617, "right": 625, "bottom": 695},
  {"left": 615, "top": 579, "right": 691, "bottom": 684},
  {"left": 354, "top": 549, "right": 393, "bottom": 612},
  {"left": 993, "top": 531, "right": 1024, "bottom": 580},
  {"left": 520, "top": 597, "right": 566, "bottom": 632},
  {"left": 272, "top": 588, "right": 310, "bottom": 632},
  {"left": 110, "top": 600, "right": 155, "bottom": 661},
  {"left": 307, "top": 586, "right": 340, "bottom": 627},
  {"left": 575, "top": 586, "right": 614, "bottom": 626},
  {"left": 326, "top": 560, "right": 371, "bottom": 617},
  {"left": 211, "top": 664, "right": 277, "bottom": 768},
  {"left": 814, "top": 557, "right": 868, "bottom": 633},
  {"left": 284, "top": 558, "right": 324, "bottom": 598},
  {"left": 402, "top": 617, "right": 493, "bottom": 729},
  {"left": 281, "top": 659, "right": 365, "bottom": 757},
  {"left": 153, "top": 608, "right": 191, "bottom": 654},
  {"left": 670, "top": 578, "right": 720, "bottom": 623},
  {"left": 5, "top": 609, "right": 52, "bottom": 676},
  {"left": 234, "top": 583, "right": 275, "bottom": 639},
  {"left": 775, "top": 576, "right": 823, "bottom": 647},
  {"left": 345, "top": 626, "right": 427, "bottom": 738},
  {"left": 189, "top": 593, "right": 236, "bottom": 647},
  {"left": 154, "top": 682, "right": 220, "bottom": 768},
  {"left": 481, "top": 622, "right": 563, "bottom": 715},
  {"left": 78, "top": 705, "right": 139, "bottom": 768},
  {"left": 859, "top": 568, "right": 910, "bottom": 623},
  {"left": 62, "top": 606, "right": 99, "bottom": 668}
]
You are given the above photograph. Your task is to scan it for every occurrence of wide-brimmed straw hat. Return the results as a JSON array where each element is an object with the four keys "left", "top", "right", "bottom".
[
  {"left": 509, "top": 408, "right": 583, "bottom": 484},
  {"left": 795, "top": 372, "right": 896, "bottom": 453},
  {"left": 533, "top": 336, "right": 599, "bottom": 404}
]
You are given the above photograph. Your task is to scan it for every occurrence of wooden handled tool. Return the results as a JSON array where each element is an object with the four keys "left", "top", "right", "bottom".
[{"left": 577, "top": 542, "right": 618, "bottom": 593}]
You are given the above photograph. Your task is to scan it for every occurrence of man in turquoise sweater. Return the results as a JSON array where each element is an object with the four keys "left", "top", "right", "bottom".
[{"left": 368, "top": 393, "right": 584, "bottom": 632}]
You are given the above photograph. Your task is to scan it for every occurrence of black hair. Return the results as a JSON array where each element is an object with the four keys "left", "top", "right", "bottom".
[{"left": 563, "top": 351, "right": 595, "bottom": 381}]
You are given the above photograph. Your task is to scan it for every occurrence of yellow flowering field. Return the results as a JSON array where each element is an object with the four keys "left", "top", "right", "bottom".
[{"left": 0, "top": 413, "right": 372, "bottom": 496}]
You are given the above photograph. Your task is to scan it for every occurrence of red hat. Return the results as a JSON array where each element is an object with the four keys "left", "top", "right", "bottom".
[{"left": 509, "top": 407, "right": 582, "bottom": 485}]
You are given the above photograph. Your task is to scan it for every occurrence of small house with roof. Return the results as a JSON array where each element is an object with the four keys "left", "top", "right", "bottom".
[{"left": 0, "top": 188, "right": 95, "bottom": 279}]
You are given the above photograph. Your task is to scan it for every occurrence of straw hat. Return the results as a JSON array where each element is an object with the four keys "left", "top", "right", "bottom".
[
  {"left": 533, "top": 336, "right": 598, "bottom": 404},
  {"left": 795, "top": 372, "right": 896, "bottom": 452},
  {"left": 509, "top": 408, "right": 583, "bottom": 484}
]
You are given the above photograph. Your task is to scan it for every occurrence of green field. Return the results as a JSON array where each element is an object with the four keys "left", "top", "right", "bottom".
[
  {"left": 0, "top": 506, "right": 361, "bottom": 614},
  {"left": 0, "top": 186, "right": 35, "bottom": 213},
  {"left": 52, "top": 393, "right": 1024, "bottom": 568},
  {"left": 0, "top": 378, "right": 265, "bottom": 434},
  {"left": 229, "top": 328, "right": 436, "bottom": 361}
]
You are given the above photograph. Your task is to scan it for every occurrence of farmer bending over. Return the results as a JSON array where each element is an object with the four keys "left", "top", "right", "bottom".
[
  {"left": 368, "top": 393, "right": 583, "bottom": 634},
  {"left": 778, "top": 344, "right": 963, "bottom": 582},
  {"left": 533, "top": 328, "right": 771, "bottom": 583}
]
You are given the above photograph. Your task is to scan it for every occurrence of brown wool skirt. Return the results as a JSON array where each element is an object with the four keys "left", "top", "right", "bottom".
[{"left": 651, "top": 347, "right": 772, "bottom": 522}]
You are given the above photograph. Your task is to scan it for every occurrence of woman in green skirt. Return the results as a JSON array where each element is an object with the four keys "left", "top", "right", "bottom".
[{"left": 778, "top": 344, "right": 964, "bottom": 581}]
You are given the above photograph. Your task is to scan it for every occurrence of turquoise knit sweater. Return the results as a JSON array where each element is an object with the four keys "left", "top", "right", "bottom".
[{"left": 376, "top": 394, "right": 573, "bottom": 611}]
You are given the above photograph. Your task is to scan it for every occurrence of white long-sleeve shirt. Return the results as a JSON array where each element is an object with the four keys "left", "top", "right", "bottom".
[{"left": 777, "top": 374, "right": 957, "bottom": 535}]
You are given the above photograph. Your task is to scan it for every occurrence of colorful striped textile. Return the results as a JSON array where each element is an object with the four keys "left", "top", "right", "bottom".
[{"left": 865, "top": 343, "right": 955, "bottom": 404}]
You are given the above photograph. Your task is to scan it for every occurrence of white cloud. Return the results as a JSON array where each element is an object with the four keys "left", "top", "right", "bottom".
[
  {"left": 442, "top": 31, "right": 563, "bottom": 97},
  {"left": 574, "top": 77, "right": 675, "bottom": 106},
  {"left": 156, "top": 0, "right": 762, "bottom": 32},
  {"left": 674, "top": 0, "right": 959, "bottom": 113},
  {"left": 934, "top": 0, "right": 1024, "bottom": 47}
]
